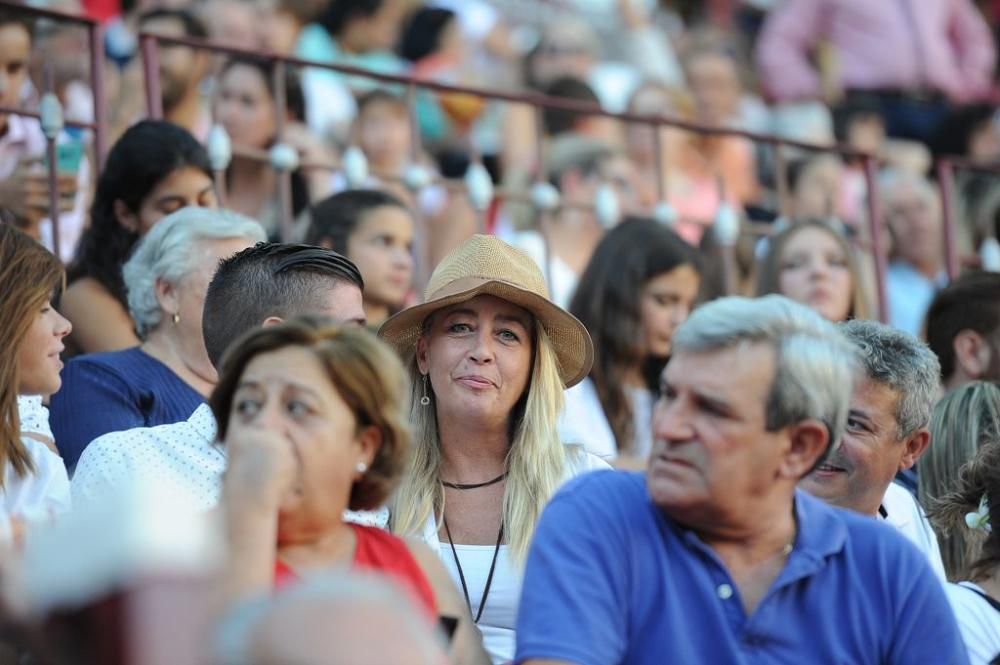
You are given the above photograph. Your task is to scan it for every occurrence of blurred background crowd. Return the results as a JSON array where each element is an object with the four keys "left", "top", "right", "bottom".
[
  {"left": 2, "top": 0, "right": 1000, "bottom": 663},
  {"left": 5, "top": 0, "right": 1000, "bottom": 335}
]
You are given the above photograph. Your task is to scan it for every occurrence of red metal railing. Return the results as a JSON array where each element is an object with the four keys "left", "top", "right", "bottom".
[
  {"left": 136, "top": 30, "right": 899, "bottom": 319},
  {"left": 0, "top": 1, "right": 107, "bottom": 260},
  {"left": 11, "top": 2, "right": 992, "bottom": 326}
]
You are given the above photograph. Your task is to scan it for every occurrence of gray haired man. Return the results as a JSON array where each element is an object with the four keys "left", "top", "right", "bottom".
[
  {"left": 516, "top": 296, "right": 965, "bottom": 664},
  {"left": 801, "top": 319, "right": 945, "bottom": 578}
]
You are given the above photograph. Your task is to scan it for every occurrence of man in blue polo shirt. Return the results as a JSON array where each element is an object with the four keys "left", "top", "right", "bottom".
[{"left": 516, "top": 295, "right": 966, "bottom": 665}]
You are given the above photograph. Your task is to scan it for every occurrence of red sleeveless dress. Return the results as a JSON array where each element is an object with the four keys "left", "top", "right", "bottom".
[{"left": 274, "top": 523, "right": 437, "bottom": 619}]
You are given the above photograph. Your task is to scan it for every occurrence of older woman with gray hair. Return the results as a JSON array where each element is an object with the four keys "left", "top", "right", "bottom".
[{"left": 50, "top": 208, "right": 264, "bottom": 471}]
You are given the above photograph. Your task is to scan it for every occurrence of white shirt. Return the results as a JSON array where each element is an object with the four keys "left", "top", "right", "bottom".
[
  {"left": 886, "top": 261, "right": 948, "bottom": 337},
  {"left": 506, "top": 231, "right": 579, "bottom": 310},
  {"left": 17, "top": 395, "right": 53, "bottom": 440},
  {"left": 880, "top": 481, "right": 947, "bottom": 580},
  {"left": 558, "top": 378, "right": 654, "bottom": 460},
  {"left": 2, "top": 398, "right": 71, "bottom": 543},
  {"left": 419, "top": 448, "right": 610, "bottom": 665},
  {"left": 72, "top": 404, "right": 387, "bottom": 526},
  {"left": 946, "top": 581, "right": 1000, "bottom": 665}
]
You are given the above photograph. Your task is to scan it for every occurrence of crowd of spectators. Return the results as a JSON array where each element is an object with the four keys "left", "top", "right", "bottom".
[{"left": 4, "top": 0, "right": 1000, "bottom": 663}]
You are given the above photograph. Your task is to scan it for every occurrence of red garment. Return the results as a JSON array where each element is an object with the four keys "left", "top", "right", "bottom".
[
  {"left": 83, "top": 0, "right": 119, "bottom": 21},
  {"left": 274, "top": 523, "right": 437, "bottom": 619}
]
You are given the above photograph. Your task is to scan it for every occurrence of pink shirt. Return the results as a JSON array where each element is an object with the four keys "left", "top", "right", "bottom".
[{"left": 756, "top": 0, "right": 996, "bottom": 103}]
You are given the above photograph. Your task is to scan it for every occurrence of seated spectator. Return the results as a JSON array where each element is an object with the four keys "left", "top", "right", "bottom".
[
  {"left": 785, "top": 155, "right": 855, "bottom": 224},
  {"left": 215, "top": 572, "right": 449, "bottom": 665},
  {"left": 925, "top": 272, "right": 1000, "bottom": 391},
  {"left": 0, "top": 9, "right": 84, "bottom": 261},
  {"left": 880, "top": 169, "right": 948, "bottom": 337},
  {"left": 382, "top": 235, "right": 608, "bottom": 665},
  {"left": 71, "top": 243, "right": 367, "bottom": 515},
  {"left": 49, "top": 208, "right": 264, "bottom": 471},
  {"left": 338, "top": 89, "right": 475, "bottom": 267},
  {"left": 682, "top": 40, "right": 770, "bottom": 134},
  {"left": 800, "top": 319, "right": 945, "bottom": 577},
  {"left": 61, "top": 120, "right": 217, "bottom": 355},
  {"left": 928, "top": 442, "right": 1000, "bottom": 664},
  {"left": 215, "top": 319, "right": 487, "bottom": 664},
  {"left": 540, "top": 77, "right": 621, "bottom": 148},
  {"left": 137, "top": 9, "right": 212, "bottom": 142},
  {"left": 929, "top": 104, "right": 1000, "bottom": 164},
  {"left": 198, "top": 0, "right": 259, "bottom": 49},
  {"left": 756, "top": 218, "right": 872, "bottom": 322},
  {"left": 305, "top": 190, "right": 414, "bottom": 328},
  {"left": 0, "top": 225, "right": 72, "bottom": 538},
  {"left": 398, "top": 6, "right": 485, "bottom": 147},
  {"left": 515, "top": 296, "right": 965, "bottom": 664},
  {"left": 295, "top": 0, "right": 408, "bottom": 141},
  {"left": 624, "top": 81, "right": 755, "bottom": 245},
  {"left": 922, "top": 381, "right": 1000, "bottom": 581},
  {"left": 506, "top": 136, "right": 638, "bottom": 308},
  {"left": 500, "top": 16, "right": 681, "bottom": 178},
  {"left": 561, "top": 218, "right": 701, "bottom": 464},
  {"left": 257, "top": 0, "right": 327, "bottom": 54},
  {"left": 216, "top": 58, "right": 333, "bottom": 239}
]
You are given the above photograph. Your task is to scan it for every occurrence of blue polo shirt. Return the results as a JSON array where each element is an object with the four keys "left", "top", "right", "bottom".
[{"left": 515, "top": 471, "right": 968, "bottom": 665}]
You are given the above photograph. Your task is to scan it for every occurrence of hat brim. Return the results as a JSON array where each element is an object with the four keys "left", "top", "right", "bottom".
[{"left": 378, "top": 278, "right": 594, "bottom": 388}]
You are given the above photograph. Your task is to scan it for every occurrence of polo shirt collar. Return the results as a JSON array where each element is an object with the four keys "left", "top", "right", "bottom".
[
  {"left": 664, "top": 488, "right": 847, "bottom": 566},
  {"left": 777, "top": 489, "right": 848, "bottom": 585}
]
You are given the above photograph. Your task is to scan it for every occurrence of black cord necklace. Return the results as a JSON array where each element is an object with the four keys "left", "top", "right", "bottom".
[
  {"left": 443, "top": 515, "right": 504, "bottom": 624},
  {"left": 441, "top": 472, "right": 508, "bottom": 490}
]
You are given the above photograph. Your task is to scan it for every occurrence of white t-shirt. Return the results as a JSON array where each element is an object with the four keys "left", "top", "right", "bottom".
[
  {"left": 2, "top": 398, "right": 71, "bottom": 542},
  {"left": 880, "top": 481, "right": 947, "bottom": 580},
  {"left": 946, "top": 581, "right": 1000, "bottom": 665},
  {"left": 506, "top": 231, "right": 579, "bottom": 310},
  {"left": 419, "top": 447, "right": 609, "bottom": 664},
  {"left": 558, "top": 378, "right": 654, "bottom": 460},
  {"left": 3, "top": 436, "right": 71, "bottom": 520},
  {"left": 73, "top": 403, "right": 387, "bottom": 527}
]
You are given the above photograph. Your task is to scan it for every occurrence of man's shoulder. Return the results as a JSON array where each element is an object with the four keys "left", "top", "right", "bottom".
[
  {"left": 800, "top": 490, "right": 931, "bottom": 570},
  {"left": 81, "top": 405, "right": 217, "bottom": 465},
  {"left": 552, "top": 470, "right": 649, "bottom": 517},
  {"left": 559, "top": 468, "right": 645, "bottom": 494}
]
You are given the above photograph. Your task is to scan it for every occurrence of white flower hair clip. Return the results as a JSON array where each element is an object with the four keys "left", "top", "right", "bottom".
[{"left": 966, "top": 495, "right": 992, "bottom": 532}]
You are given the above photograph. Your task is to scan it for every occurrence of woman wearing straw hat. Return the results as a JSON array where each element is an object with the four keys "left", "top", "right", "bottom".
[{"left": 382, "top": 234, "right": 609, "bottom": 665}]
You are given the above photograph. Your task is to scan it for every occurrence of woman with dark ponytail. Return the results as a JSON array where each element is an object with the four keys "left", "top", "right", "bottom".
[{"left": 929, "top": 443, "right": 1000, "bottom": 664}]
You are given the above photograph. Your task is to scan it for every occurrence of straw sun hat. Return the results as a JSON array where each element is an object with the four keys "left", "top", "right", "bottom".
[{"left": 378, "top": 234, "right": 594, "bottom": 388}]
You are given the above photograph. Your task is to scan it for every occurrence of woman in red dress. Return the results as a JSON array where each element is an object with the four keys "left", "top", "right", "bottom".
[{"left": 213, "top": 317, "right": 488, "bottom": 664}]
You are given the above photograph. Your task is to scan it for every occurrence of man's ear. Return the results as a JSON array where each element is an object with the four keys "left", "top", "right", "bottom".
[
  {"left": 114, "top": 200, "right": 139, "bottom": 233},
  {"left": 898, "top": 428, "right": 931, "bottom": 471},
  {"left": 261, "top": 316, "right": 285, "bottom": 328},
  {"left": 954, "top": 329, "right": 990, "bottom": 380},
  {"left": 781, "top": 419, "right": 829, "bottom": 480}
]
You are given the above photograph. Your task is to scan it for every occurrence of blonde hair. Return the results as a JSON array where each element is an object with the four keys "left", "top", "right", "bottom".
[
  {"left": 390, "top": 324, "right": 567, "bottom": 565},
  {"left": 921, "top": 381, "right": 1000, "bottom": 580},
  {"left": 756, "top": 218, "right": 872, "bottom": 322}
]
